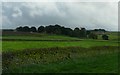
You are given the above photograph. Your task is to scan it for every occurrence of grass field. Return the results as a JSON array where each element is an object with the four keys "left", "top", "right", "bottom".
[
  {"left": 4, "top": 52, "right": 118, "bottom": 73},
  {"left": 2, "top": 31, "right": 119, "bottom": 73},
  {"left": 2, "top": 46, "right": 118, "bottom": 73},
  {"left": 2, "top": 35, "right": 80, "bottom": 41},
  {"left": 2, "top": 31, "right": 119, "bottom": 41},
  {"left": 2, "top": 40, "right": 118, "bottom": 52},
  {"left": 98, "top": 32, "right": 119, "bottom": 41}
]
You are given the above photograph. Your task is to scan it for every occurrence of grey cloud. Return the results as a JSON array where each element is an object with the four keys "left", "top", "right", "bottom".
[
  {"left": 12, "top": 7, "right": 22, "bottom": 18},
  {"left": 2, "top": 2, "right": 118, "bottom": 31}
]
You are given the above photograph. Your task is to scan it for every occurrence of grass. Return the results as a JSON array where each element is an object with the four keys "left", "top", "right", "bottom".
[
  {"left": 8, "top": 53, "right": 118, "bottom": 73},
  {"left": 97, "top": 32, "right": 119, "bottom": 41},
  {"left": 2, "top": 40, "right": 118, "bottom": 52},
  {"left": 2, "top": 35, "right": 80, "bottom": 40},
  {"left": 2, "top": 31, "right": 119, "bottom": 73},
  {"left": 2, "top": 31, "right": 119, "bottom": 41},
  {"left": 3, "top": 46, "right": 118, "bottom": 73}
]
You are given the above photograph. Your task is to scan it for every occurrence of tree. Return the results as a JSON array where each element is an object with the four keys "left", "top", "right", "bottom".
[
  {"left": 102, "top": 34, "right": 109, "bottom": 40},
  {"left": 22, "top": 26, "right": 30, "bottom": 32},
  {"left": 16, "top": 26, "right": 23, "bottom": 31},
  {"left": 73, "top": 27, "right": 80, "bottom": 37},
  {"left": 61, "top": 27, "right": 73, "bottom": 36},
  {"left": 86, "top": 30, "right": 91, "bottom": 35},
  {"left": 94, "top": 29, "right": 99, "bottom": 31},
  {"left": 61, "top": 26, "right": 66, "bottom": 35},
  {"left": 80, "top": 28, "right": 87, "bottom": 38},
  {"left": 99, "top": 29, "right": 106, "bottom": 32},
  {"left": 53, "top": 24, "right": 62, "bottom": 34},
  {"left": 45, "top": 25, "right": 62, "bottom": 34},
  {"left": 94, "top": 29, "right": 106, "bottom": 32},
  {"left": 54, "top": 24, "right": 61, "bottom": 28},
  {"left": 38, "top": 26, "right": 45, "bottom": 33},
  {"left": 45, "top": 25, "right": 54, "bottom": 34},
  {"left": 88, "top": 33, "right": 98, "bottom": 39},
  {"left": 65, "top": 28, "right": 73, "bottom": 36},
  {"left": 30, "top": 26, "right": 37, "bottom": 32}
]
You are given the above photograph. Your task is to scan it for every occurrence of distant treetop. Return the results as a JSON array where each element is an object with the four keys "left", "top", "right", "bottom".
[{"left": 15, "top": 24, "right": 107, "bottom": 39}]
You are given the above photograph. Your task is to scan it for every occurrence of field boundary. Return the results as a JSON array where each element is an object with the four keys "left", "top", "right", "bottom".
[{"left": 2, "top": 39, "right": 83, "bottom": 42}]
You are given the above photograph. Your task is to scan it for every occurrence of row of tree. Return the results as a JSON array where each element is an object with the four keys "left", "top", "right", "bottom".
[
  {"left": 16, "top": 24, "right": 87, "bottom": 38},
  {"left": 16, "top": 24, "right": 108, "bottom": 40}
]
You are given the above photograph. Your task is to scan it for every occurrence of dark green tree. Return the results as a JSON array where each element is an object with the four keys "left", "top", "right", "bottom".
[
  {"left": 102, "top": 34, "right": 109, "bottom": 40},
  {"left": 86, "top": 30, "right": 91, "bottom": 35},
  {"left": 16, "top": 26, "right": 23, "bottom": 31},
  {"left": 22, "top": 26, "right": 30, "bottom": 32},
  {"left": 88, "top": 33, "right": 98, "bottom": 39},
  {"left": 80, "top": 28, "right": 87, "bottom": 38},
  {"left": 38, "top": 26, "right": 45, "bottom": 33},
  {"left": 30, "top": 26, "right": 37, "bottom": 32},
  {"left": 61, "top": 27, "right": 73, "bottom": 36},
  {"left": 73, "top": 27, "right": 80, "bottom": 37},
  {"left": 53, "top": 24, "right": 62, "bottom": 34},
  {"left": 45, "top": 25, "right": 54, "bottom": 34}
]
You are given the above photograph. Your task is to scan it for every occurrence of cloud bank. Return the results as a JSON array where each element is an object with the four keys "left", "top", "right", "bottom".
[{"left": 2, "top": 2, "right": 118, "bottom": 31}]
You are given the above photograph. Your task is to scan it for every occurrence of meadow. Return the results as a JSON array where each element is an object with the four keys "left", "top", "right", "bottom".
[
  {"left": 2, "top": 40, "right": 118, "bottom": 52},
  {"left": 2, "top": 31, "right": 119, "bottom": 73}
]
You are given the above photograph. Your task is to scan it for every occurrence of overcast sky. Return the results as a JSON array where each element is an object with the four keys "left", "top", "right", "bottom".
[{"left": 1, "top": 2, "right": 118, "bottom": 31}]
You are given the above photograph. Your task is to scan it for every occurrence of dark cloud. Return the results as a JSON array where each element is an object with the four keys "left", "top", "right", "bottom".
[{"left": 2, "top": 2, "right": 118, "bottom": 31}]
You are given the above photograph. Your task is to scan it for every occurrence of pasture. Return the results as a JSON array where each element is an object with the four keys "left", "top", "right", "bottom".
[
  {"left": 2, "top": 31, "right": 119, "bottom": 73},
  {"left": 2, "top": 40, "right": 118, "bottom": 52}
]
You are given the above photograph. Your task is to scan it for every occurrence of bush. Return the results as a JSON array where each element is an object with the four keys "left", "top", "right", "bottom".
[
  {"left": 102, "top": 34, "right": 109, "bottom": 40},
  {"left": 88, "top": 33, "right": 98, "bottom": 39}
]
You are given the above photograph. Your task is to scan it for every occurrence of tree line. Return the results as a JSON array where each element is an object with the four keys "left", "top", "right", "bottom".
[{"left": 16, "top": 24, "right": 108, "bottom": 40}]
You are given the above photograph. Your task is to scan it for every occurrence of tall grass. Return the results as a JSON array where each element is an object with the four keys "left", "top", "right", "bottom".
[
  {"left": 2, "top": 46, "right": 118, "bottom": 73},
  {"left": 6, "top": 53, "right": 117, "bottom": 73}
]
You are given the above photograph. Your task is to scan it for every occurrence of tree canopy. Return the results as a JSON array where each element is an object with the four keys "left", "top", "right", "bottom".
[{"left": 16, "top": 24, "right": 107, "bottom": 39}]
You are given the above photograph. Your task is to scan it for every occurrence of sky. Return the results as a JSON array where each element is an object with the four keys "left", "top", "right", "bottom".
[{"left": 1, "top": 2, "right": 118, "bottom": 31}]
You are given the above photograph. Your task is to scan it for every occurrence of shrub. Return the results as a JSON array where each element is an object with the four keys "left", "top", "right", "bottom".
[
  {"left": 88, "top": 33, "right": 98, "bottom": 39},
  {"left": 102, "top": 34, "right": 109, "bottom": 40}
]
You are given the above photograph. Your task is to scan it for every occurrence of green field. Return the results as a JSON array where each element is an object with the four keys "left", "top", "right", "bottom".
[
  {"left": 98, "top": 32, "right": 119, "bottom": 41},
  {"left": 2, "top": 35, "right": 80, "bottom": 40},
  {"left": 2, "top": 31, "right": 119, "bottom": 41},
  {"left": 2, "top": 40, "right": 118, "bottom": 52},
  {"left": 2, "top": 31, "right": 119, "bottom": 73},
  {"left": 4, "top": 52, "right": 118, "bottom": 73}
]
